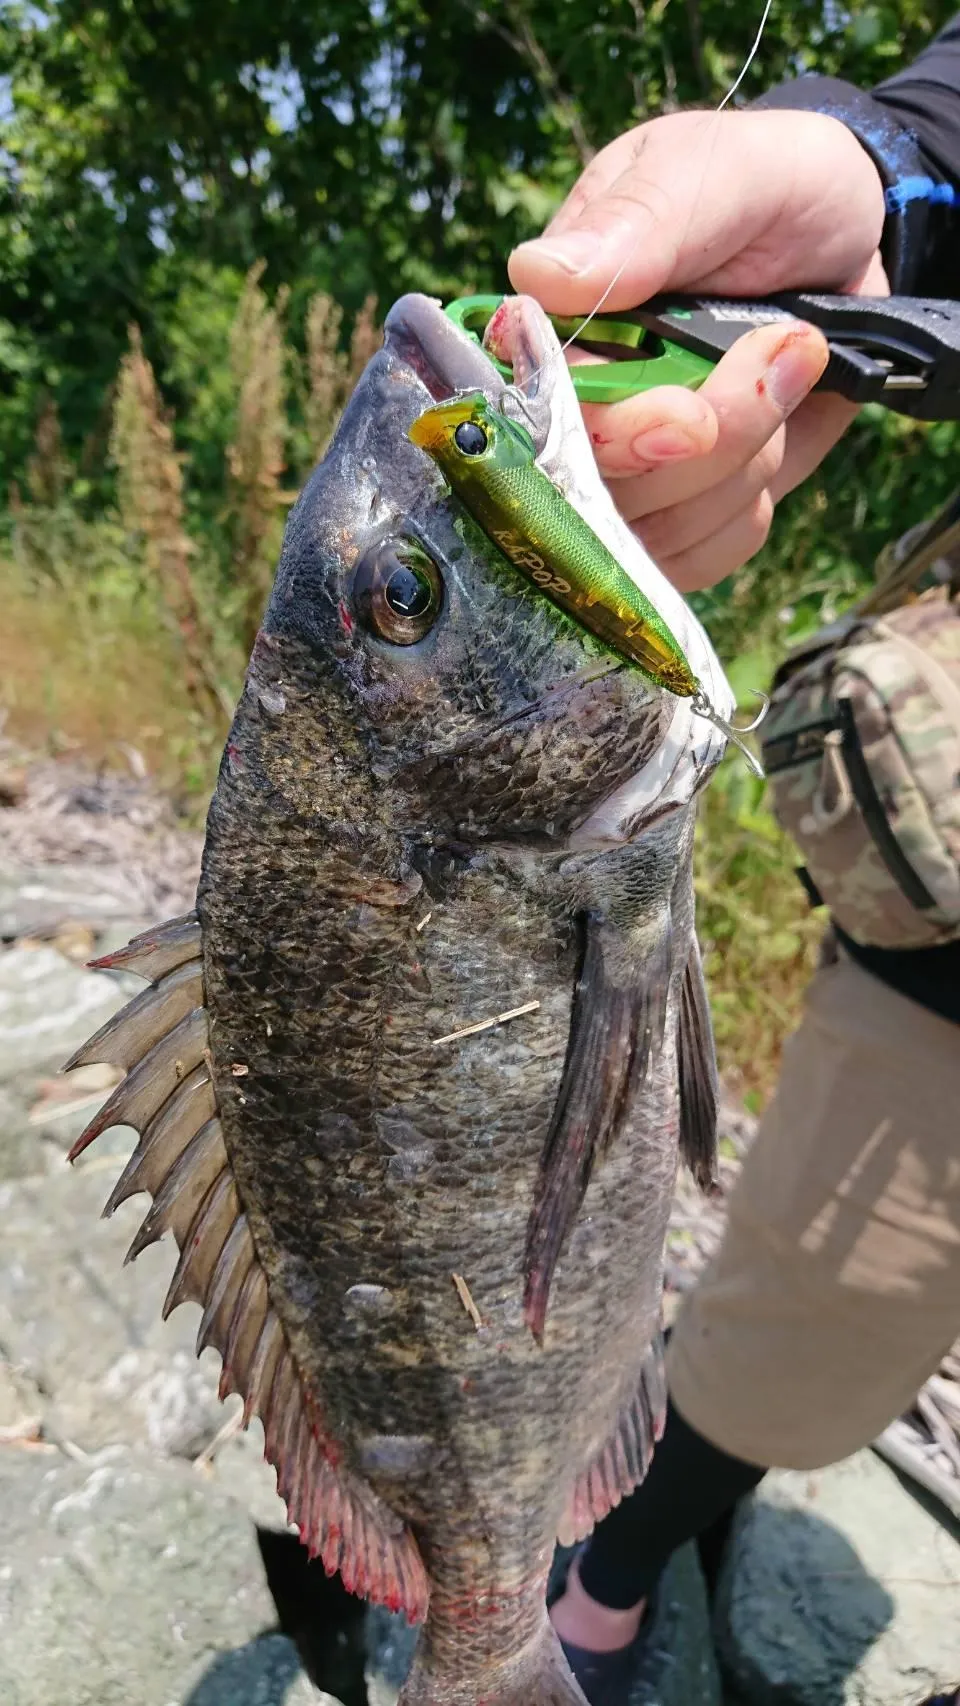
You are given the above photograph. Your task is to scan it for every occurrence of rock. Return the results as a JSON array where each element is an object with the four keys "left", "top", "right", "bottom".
[
  {"left": 0, "top": 1157, "right": 224, "bottom": 1457},
  {"left": 0, "top": 764, "right": 28, "bottom": 808},
  {"left": 0, "top": 943, "right": 128, "bottom": 1080},
  {"left": 0, "top": 1128, "right": 297, "bottom": 1544},
  {"left": 364, "top": 1543, "right": 720, "bottom": 1706},
  {"left": 364, "top": 1604, "right": 419, "bottom": 1706},
  {"left": 0, "top": 943, "right": 136, "bottom": 1181},
  {"left": 0, "top": 859, "right": 153, "bottom": 942},
  {"left": 178, "top": 1632, "right": 333, "bottom": 1704},
  {"left": 626, "top": 1544, "right": 721, "bottom": 1706},
  {"left": 0, "top": 1444, "right": 308, "bottom": 1706},
  {"left": 715, "top": 1449, "right": 960, "bottom": 1706},
  {"left": 208, "top": 1427, "right": 293, "bottom": 1535},
  {"left": 0, "top": 1357, "right": 44, "bottom": 1443}
]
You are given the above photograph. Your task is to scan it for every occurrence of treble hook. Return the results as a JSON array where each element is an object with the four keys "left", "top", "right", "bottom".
[{"left": 690, "top": 686, "right": 770, "bottom": 780}]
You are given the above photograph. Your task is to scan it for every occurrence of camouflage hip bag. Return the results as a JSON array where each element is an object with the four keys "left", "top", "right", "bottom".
[{"left": 759, "top": 493, "right": 960, "bottom": 950}]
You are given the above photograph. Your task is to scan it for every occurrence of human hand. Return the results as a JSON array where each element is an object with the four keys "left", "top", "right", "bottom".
[{"left": 508, "top": 109, "right": 889, "bottom": 589}]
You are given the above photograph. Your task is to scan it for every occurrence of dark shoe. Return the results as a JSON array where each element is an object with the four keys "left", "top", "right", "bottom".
[
  {"left": 548, "top": 1545, "right": 658, "bottom": 1706},
  {"left": 557, "top": 1625, "right": 655, "bottom": 1706}
]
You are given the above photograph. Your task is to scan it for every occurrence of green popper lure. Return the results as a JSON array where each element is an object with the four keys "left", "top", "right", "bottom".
[{"left": 407, "top": 391, "right": 698, "bottom": 698}]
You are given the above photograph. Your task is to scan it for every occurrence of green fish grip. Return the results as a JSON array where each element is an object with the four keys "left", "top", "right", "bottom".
[{"left": 443, "top": 294, "right": 714, "bottom": 404}]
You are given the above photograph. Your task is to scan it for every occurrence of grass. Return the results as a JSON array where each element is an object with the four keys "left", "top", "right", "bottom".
[
  {"left": 0, "top": 561, "right": 231, "bottom": 807},
  {"left": 695, "top": 755, "right": 825, "bottom": 1105}
]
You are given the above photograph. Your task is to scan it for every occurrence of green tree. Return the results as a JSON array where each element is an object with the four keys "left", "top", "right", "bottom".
[{"left": 2, "top": 0, "right": 954, "bottom": 478}]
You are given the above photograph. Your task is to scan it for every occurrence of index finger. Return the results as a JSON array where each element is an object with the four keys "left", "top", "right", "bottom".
[{"left": 594, "top": 321, "right": 829, "bottom": 514}]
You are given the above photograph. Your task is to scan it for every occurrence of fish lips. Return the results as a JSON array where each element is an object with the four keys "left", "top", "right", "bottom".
[
  {"left": 385, "top": 293, "right": 554, "bottom": 457},
  {"left": 384, "top": 294, "right": 509, "bottom": 409}
]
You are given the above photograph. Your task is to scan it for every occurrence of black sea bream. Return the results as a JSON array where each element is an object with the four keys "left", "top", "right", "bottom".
[{"left": 66, "top": 294, "right": 734, "bottom": 1705}]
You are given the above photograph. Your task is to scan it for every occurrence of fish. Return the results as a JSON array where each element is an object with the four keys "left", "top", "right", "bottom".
[{"left": 64, "top": 290, "right": 735, "bottom": 1706}]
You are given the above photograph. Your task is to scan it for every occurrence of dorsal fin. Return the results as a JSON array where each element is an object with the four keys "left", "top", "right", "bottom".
[
  {"left": 64, "top": 910, "right": 430, "bottom": 1622},
  {"left": 88, "top": 912, "right": 202, "bottom": 979}
]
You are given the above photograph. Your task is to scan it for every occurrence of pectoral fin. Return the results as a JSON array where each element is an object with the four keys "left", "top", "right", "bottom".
[
  {"left": 678, "top": 942, "right": 719, "bottom": 1191},
  {"left": 523, "top": 911, "right": 673, "bottom": 1344}
]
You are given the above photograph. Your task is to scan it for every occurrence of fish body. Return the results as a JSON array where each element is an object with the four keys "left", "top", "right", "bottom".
[
  {"left": 67, "top": 294, "right": 732, "bottom": 1706},
  {"left": 408, "top": 390, "right": 697, "bottom": 696}
]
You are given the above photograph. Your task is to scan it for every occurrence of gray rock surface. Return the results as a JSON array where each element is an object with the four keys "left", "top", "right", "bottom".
[
  {"left": 0, "top": 943, "right": 123, "bottom": 1080},
  {"left": 0, "top": 943, "right": 133, "bottom": 1180},
  {"left": 0, "top": 1445, "right": 314, "bottom": 1706},
  {"left": 180, "top": 1634, "right": 331, "bottom": 1705},
  {"left": 364, "top": 1542, "right": 720, "bottom": 1706},
  {"left": 0, "top": 1080, "right": 288, "bottom": 1530},
  {"left": 628, "top": 1543, "right": 721, "bottom": 1706},
  {"left": 0, "top": 1152, "right": 223, "bottom": 1456},
  {"left": 716, "top": 1450, "right": 960, "bottom": 1706},
  {"left": 0, "top": 858, "right": 155, "bottom": 941}
]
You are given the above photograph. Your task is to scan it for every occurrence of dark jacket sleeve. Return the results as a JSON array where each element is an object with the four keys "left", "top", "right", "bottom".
[{"left": 754, "top": 15, "right": 960, "bottom": 294}]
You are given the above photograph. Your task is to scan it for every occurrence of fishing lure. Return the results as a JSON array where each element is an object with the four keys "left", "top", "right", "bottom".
[{"left": 408, "top": 391, "right": 698, "bottom": 698}]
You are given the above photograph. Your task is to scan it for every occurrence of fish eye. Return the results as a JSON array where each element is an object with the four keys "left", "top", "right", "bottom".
[
  {"left": 352, "top": 540, "right": 443, "bottom": 645},
  {"left": 454, "top": 420, "right": 487, "bottom": 456}
]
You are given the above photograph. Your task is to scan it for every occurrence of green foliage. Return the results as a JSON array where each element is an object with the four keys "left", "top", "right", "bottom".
[
  {"left": 2, "top": 0, "right": 956, "bottom": 479},
  {"left": 155, "top": 262, "right": 250, "bottom": 513},
  {"left": 696, "top": 409, "right": 960, "bottom": 664}
]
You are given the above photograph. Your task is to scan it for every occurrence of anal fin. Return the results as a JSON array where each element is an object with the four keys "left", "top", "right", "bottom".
[
  {"left": 523, "top": 912, "right": 672, "bottom": 1344},
  {"left": 558, "top": 1335, "right": 667, "bottom": 1547},
  {"left": 262, "top": 1336, "right": 430, "bottom": 1620}
]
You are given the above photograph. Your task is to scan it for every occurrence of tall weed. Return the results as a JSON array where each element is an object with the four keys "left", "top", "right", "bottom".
[
  {"left": 227, "top": 263, "right": 289, "bottom": 649},
  {"left": 304, "top": 292, "right": 346, "bottom": 458},
  {"left": 111, "top": 327, "right": 226, "bottom": 719}
]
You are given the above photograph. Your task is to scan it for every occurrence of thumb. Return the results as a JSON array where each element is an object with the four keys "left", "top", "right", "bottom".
[{"left": 508, "top": 111, "right": 728, "bottom": 314}]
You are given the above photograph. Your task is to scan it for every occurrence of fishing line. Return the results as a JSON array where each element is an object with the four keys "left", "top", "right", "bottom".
[
  {"left": 495, "top": 0, "right": 779, "bottom": 768},
  {"left": 504, "top": 0, "right": 777, "bottom": 402}
]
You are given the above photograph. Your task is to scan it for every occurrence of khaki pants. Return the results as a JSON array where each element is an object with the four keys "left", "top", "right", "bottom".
[{"left": 667, "top": 949, "right": 960, "bottom": 1469}]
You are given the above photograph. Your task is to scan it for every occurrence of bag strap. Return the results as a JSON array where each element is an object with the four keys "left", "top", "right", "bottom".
[
  {"left": 769, "top": 488, "right": 960, "bottom": 694},
  {"left": 856, "top": 486, "right": 960, "bottom": 618}
]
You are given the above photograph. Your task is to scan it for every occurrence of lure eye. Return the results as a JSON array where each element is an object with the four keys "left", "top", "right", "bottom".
[
  {"left": 352, "top": 540, "right": 443, "bottom": 646},
  {"left": 454, "top": 420, "right": 488, "bottom": 456}
]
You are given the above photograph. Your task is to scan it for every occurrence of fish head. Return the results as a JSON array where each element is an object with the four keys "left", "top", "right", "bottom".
[{"left": 252, "top": 292, "right": 734, "bottom": 850}]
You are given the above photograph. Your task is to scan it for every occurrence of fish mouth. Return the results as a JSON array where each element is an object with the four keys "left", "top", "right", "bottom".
[
  {"left": 482, "top": 295, "right": 549, "bottom": 399},
  {"left": 383, "top": 294, "right": 508, "bottom": 405},
  {"left": 384, "top": 292, "right": 556, "bottom": 402},
  {"left": 385, "top": 292, "right": 559, "bottom": 458}
]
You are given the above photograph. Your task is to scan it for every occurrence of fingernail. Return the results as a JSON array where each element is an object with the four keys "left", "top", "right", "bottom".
[
  {"left": 630, "top": 424, "right": 700, "bottom": 463},
  {"left": 512, "top": 231, "right": 606, "bottom": 277},
  {"left": 766, "top": 332, "right": 823, "bottom": 413}
]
